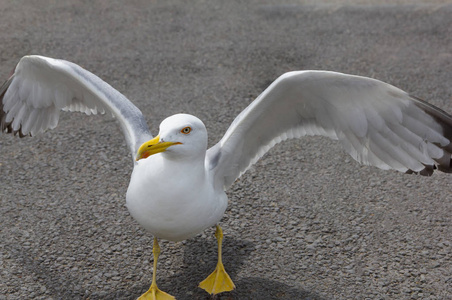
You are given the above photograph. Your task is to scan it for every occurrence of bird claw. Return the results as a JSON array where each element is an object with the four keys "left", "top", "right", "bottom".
[
  {"left": 137, "top": 283, "right": 175, "bottom": 300},
  {"left": 199, "top": 262, "right": 235, "bottom": 295}
]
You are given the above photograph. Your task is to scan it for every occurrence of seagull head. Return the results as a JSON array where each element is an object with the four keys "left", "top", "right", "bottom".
[{"left": 136, "top": 114, "right": 208, "bottom": 161}]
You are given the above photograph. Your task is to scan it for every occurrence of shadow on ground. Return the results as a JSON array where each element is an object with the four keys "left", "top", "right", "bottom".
[
  {"left": 126, "top": 237, "right": 324, "bottom": 300},
  {"left": 9, "top": 236, "right": 323, "bottom": 299}
]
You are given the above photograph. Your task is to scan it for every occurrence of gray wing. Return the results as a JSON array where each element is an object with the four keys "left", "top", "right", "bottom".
[
  {"left": 0, "top": 55, "right": 153, "bottom": 161},
  {"left": 207, "top": 71, "right": 452, "bottom": 189}
]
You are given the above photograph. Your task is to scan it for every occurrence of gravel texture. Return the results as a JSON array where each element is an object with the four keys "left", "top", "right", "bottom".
[{"left": 1, "top": 1, "right": 452, "bottom": 299}]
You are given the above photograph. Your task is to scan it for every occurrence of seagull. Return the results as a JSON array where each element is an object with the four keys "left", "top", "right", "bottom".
[{"left": 2, "top": 55, "right": 452, "bottom": 299}]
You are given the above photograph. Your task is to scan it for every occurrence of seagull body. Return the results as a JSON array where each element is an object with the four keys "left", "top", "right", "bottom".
[
  {"left": 2, "top": 55, "right": 452, "bottom": 298},
  {"left": 126, "top": 115, "right": 228, "bottom": 241}
]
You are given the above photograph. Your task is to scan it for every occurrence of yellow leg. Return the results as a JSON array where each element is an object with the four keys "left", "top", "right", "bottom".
[
  {"left": 137, "top": 238, "right": 175, "bottom": 300},
  {"left": 199, "top": 225, "right": 235, "bottom": 295}
]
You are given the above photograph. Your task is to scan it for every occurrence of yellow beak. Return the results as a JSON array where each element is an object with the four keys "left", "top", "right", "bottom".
[{"left": 135, "top": 135, "right": 182, "bottom": 161}]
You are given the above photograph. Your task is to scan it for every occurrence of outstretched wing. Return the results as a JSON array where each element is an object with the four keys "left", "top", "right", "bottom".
[
  {"left": 0, "top": 55, "right": 152, "bottom": 161},
  {"left": 207, "top": 71, "right": 452, "bottom": 189}
]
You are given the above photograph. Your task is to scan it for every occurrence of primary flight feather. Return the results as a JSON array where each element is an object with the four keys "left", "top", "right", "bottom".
[{"left": 2, "top": 55, "right": 451, "bottom": 298}]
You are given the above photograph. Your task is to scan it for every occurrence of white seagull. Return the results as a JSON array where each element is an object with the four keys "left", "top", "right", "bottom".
[{"left": 2, "top": 55, "right": 452, "bottom": 299}]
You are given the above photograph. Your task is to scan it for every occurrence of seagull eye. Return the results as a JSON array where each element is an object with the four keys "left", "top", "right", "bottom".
[{"left": 181, "top": 127, "right": 192, "bottom": 134}]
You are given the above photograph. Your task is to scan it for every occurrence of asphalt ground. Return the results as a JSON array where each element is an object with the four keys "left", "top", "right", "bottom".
[{"left": 1, "top": 1, "right": 451, "bottom": 299}]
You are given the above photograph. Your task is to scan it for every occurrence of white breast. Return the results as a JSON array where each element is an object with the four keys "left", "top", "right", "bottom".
[{"left": 125, "top": 154, "right": 228, "bottom": 241}]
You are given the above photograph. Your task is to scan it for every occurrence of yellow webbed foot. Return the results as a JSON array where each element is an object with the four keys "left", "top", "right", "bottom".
[
  {"left": 138, "top": 283, "right": 175, "bottom": 300},
  {"left": 199, "top": 261, "right": 235, "bottom": 295}
]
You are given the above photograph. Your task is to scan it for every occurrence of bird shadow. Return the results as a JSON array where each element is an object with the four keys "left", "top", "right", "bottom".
[
  {"left": 125, "top": 236, "right": 324, "bottom": 300},
  {"left": 7, "top": 235, "right": 324, "bottom": 300}
]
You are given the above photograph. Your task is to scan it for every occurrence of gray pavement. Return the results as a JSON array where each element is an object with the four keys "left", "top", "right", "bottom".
[{"left": 1, "top": 1, "right": 452, "bottom": 299}]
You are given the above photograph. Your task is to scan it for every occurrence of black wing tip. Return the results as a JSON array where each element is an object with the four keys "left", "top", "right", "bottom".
[
  {"left": 406, "top": 95, "right": 452, "bottom": 176},
  {"left": 0, "top": 76, "right": 10, "bottom": 133},
  {"left": 1, "top": 122, "right": 30, "bottom": 138},
  {"left": 405, "top": 165, "right": 435, "bottom": 176},
  {"left": 404, "top": 145, "right": 452, "bottom": 176},
  {"left": 406, "top": 159, "right": 452, "bottom": 176},
  {"left": 1, "top": 73, "right": 30, "bottom": 138}
]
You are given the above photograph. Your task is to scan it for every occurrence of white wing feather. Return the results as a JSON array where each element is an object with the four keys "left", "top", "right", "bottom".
[
  {"left": 0, "top": 55, "right": 152, "bottom": 161},
  {"left": 207, "top": 71, "right": 452, "bottom": 189}
]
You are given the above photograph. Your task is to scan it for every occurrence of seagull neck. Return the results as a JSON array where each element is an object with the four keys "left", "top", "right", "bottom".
[
  {"left": 161, "top": 155, "right": 207, "bottom": 184},
  {"left": 162, "top": 152, "right": 206, "bottom": 169}
]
